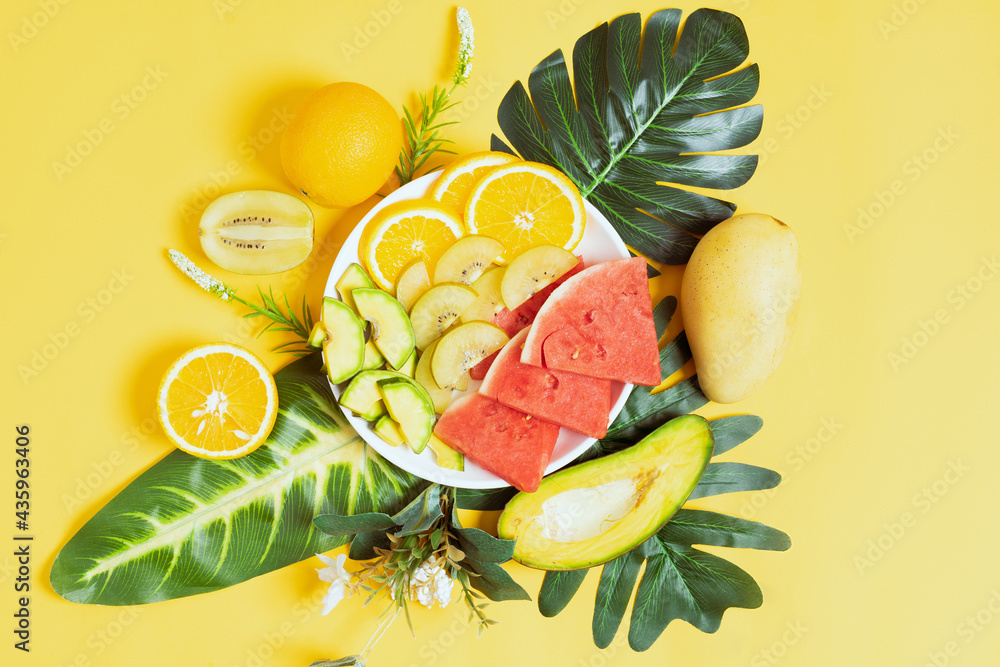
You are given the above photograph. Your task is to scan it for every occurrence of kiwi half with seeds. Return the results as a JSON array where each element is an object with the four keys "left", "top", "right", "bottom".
[{"left": 199, "top": 190, "right": 314, "bottom": 274}]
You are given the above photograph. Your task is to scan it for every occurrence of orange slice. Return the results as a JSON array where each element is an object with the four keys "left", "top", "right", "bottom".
[
  {"left": 359, "top": 199, "right": 464, "bottom": 291},
  {"left": 157, "top": 343, "right": 278, "bottom": 460},
  {"left": 428, "top": 151, "right": 520, "bottom": 214},
  {"left": 464, "top": 161, "right": 585, "bottom": 265}
]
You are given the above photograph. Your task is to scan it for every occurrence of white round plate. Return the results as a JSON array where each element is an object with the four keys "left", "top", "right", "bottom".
[{"left": 323, "top": 171, "right": 634, "bottom": 488}]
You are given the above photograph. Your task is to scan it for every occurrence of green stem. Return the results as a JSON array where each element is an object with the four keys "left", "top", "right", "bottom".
[{"left": 358, "top": 606, "right": 401, "bottom": 663}]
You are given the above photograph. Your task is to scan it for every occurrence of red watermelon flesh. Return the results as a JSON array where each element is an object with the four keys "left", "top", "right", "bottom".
[
  {"left": 521, "top": 257, "right": 661, "bottom": 386},
  {"left": 479, "top": 328, "right": 611, "bottom": 438},
  {"left": 468, "top": 258, "right": 585, "bottom": 380},
  {"left": 433, "top": 393, "right": 559, "bottom": 492}
]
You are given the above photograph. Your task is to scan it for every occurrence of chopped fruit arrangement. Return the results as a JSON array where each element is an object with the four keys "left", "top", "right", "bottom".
[
  {"left": 326, "top": 154, "right": 661, "bottom": 489},
  {"left": 468, "top": 258, "right": 584, "bottom": 381},
  {"left": 460, "top": 266, "right": 505, "bottom": 324},
  {"left": 156, "top": 343, "right": 278, "bottom": 460},
  {"left": 352, "top": 287, "right": 415, "bottom": 370},
  {"left": 317, "top": 297, "right": 366, "bottom": 383},
  {"left": 500, "top": 245, "right": 578, "bottom": 310},
  {"left": 394, "top": 260, "right": 431, "bottom": 312},
  {"left": 410, "top": 282, "right": 478, "bottom": 350},
  {"left": 433, "top": 235, "right": 504, "bottom": 285},
  {"left": 430, "top": 321, "right": 508, "bottom": 391}
]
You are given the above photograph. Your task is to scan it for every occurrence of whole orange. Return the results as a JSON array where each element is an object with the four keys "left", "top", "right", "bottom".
[{"left": 280, "top": 82, "right": 402, "bottom": 208}]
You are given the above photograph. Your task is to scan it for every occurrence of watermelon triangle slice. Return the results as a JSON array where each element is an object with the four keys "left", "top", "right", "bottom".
[
  {"left": 521, "top": 257, "right": 661, "bottom": 386},
  {"left": 480, "top": 328, "right": 611, "bottom": 438},
  {"left": 433, "top": 393, "right": 560, "bottom": 492}
]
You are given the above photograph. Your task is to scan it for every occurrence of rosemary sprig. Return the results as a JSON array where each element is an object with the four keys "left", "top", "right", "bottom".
[
  {"left": 395, "top": 7, "right": 474, "bottom": 185},
  {"left": 167, "top": 249, "right": 315, "bottom": 356},
  {"left": 396, "top": 84, "right": 462, "bottom": 185},
  {"left": 241, "top": 286, "right": 315, "bottom": 356}
]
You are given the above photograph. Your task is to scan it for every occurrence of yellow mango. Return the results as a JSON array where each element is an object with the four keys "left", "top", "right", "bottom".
[{"left": 680, "top": 214, "right": 801, "bottom": 403}]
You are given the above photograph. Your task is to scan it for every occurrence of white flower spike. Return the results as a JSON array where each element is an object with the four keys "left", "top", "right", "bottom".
[
  {"left": 454, "top": 7, "right": 474, "bottom": 85},
  {"left": 316, "top": 552, "right": 353, "bottom": 616},
  {"left": 168, "top": 249, "right": 236, "bottom": 301}
]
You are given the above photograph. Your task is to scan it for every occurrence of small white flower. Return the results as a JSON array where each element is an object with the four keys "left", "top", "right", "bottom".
[
  {"left": 454, "top": 7, "right": 474, "bottom": 85},
  {"left": 409, "top": 558, "right": 455, "bottom": 608},
  {"left": 316, "top": 552, "right": 353, "bottom": 616}
]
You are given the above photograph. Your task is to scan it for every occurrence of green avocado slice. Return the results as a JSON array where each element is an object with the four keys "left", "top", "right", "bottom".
[
  {"left": 352, "top": 288, "right": 416, "bottom": 371},
  {"left": 339, "top": 369, "right": 411, "bottom": 421},
  {"left": 335, "top": 262, "right": 375, "bottom": 313},
  {"left": 497, "top": 414, "right": 713, "bottom": 570},
  {"left": 319, "top": 297, "right": 365, "bottom": 384},
  {"left": 377, "top": 379, "right": 435, "bottom": 454}
]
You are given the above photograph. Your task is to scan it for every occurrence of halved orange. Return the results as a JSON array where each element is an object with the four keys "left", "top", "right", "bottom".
[
  {"left": 157, "top": 343, "right": 278, "bottom": 459},
  {"left": 359, "top": 199, "right": 464, "bottom": 291},
  {"left": 428, "top": 151, "right": 520, "bottom": 214},
  {"left": 464, "top": 161, "right": 585, "bottom": 265}
]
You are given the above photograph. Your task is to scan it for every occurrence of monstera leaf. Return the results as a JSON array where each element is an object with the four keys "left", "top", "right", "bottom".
[
  {"left": 50, "top": 353, "right": 426, "bottom": 605},
  {"left": 492, "top": 8, "right": 762, "bottom": 264},
  {"left": 537, "top": 414, "right": 789, "bottom": 650}
]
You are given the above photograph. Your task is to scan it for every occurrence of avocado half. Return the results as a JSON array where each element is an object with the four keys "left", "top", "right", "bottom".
[{"left": 498, "top": 414, "right": 713, "bottom": 570}]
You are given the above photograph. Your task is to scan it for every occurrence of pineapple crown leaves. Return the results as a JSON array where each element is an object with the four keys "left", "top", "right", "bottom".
[
  {"left": 313, "top": 484, "right": 530, "bottom": 604},
  {"left": 455, "top": 295, "right": 790, "bottom": 651}
]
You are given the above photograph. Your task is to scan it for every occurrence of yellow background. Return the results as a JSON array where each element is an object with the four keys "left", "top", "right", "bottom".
[{"left": 4, "top": 0, "right": 999, "bottom": 665}]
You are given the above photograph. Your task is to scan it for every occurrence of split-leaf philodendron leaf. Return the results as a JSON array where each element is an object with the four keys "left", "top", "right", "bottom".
[
  {"left": 491, "top": 8, "right": 762, "bottom": 265},
  {"left": 50, "top": 353, "right": 427, "bottom": 605}
]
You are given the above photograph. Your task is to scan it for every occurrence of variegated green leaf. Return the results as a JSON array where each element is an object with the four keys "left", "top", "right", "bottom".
[
  {"left": 50, "top": 353, "right": 426, "bottom": 605},
  {"left": 493, "top": 8, "right": 762, "bottom": 264}
]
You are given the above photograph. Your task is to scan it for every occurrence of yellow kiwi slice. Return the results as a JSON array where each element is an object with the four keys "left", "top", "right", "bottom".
[
  {"left": 431, "top": 321, "right": 509, "bottom": 391},
  {"left": 409, "top": 283, "right": 478, "bottom": 350},
  {"left": 395, "top": 259, "right": 431, "bottom": 312},
  {"left": 460, "top": 266, "right": 506, "bottom": 323},
  {"left": 500, "top": 245, "right": 578, "bottom": 311},
  {"left": 199, "top": 190, "right": 314, "bottom": 274},
  {"left": 432, "top": 235, "right": 505, "bottom": 285}
]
